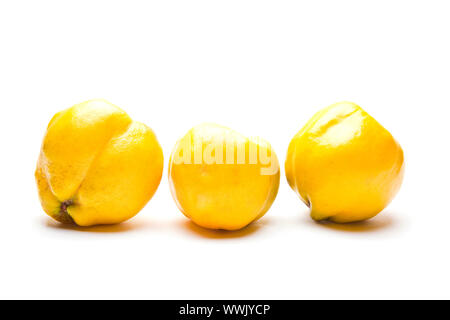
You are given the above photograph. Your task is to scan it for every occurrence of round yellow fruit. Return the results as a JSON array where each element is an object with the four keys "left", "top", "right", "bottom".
[
  {"left": 35, "top": 99, "right": 164, "bottom": 226},
  {"left": 168, "top": 123, "right": 280, "bottom": 230},
  {"left": 285, "top": 102, "right": 404, "bottom": 223}
]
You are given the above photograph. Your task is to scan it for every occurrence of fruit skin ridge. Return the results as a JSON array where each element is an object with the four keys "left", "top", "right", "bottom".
[
  {"left": 285, "top": 102, "right": 404, "bottom": 223},
  {"left": 35, "top": 99, "right": 164, "bottom": 226}
]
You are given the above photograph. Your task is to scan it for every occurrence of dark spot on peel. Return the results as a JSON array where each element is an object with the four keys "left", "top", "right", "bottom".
[{"left": 56, "top": 200, "right": 76, "bottom": 224}]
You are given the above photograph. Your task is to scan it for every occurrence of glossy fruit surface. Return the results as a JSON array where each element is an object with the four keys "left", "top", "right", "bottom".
[
  {"left": 36, "top": 99, "right": 163, "bottom": 226},
  {"left": 285, "top": 102, "right": 404, "bottom": 223},
  {"left": 169, "top": 123, "right": 280, "bottom": 230}
]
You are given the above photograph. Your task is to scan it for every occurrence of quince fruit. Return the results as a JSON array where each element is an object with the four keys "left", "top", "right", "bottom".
[
  {"left": 35, "top": 99, "right": 163, "bottom": 226},
  {"left": 168, "top": 123, "right": 280, "bottom": 230},
  {"left": 285, "top": 102, "right": 404, "bottom": 223}
]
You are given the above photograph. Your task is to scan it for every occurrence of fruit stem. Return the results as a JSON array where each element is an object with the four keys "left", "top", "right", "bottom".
[{"left": 60, "top": 199, "right": 74, "bottom": 215}]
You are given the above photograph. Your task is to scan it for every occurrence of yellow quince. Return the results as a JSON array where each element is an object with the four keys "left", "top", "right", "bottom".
[
  {"left": 285, "top": 102, "right": 404, "bottom": 223},
  {"left": 168, "top": 123, "right": 280, "bottom": 230},
  {"left": 35, "top": 99, "right": 164, "bottom": 226}
]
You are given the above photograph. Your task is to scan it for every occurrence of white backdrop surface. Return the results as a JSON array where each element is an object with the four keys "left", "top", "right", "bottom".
[{"left": 0, "top": 1, "right": 449, "bottom": 299}]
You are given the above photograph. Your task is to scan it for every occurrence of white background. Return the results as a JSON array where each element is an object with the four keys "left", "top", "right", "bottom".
[{"left": 0, "top": 1, "right": 449, "bottom": 299}]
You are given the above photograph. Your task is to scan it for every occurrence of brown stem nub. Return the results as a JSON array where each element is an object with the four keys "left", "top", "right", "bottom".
[
  {"left": 60, "top": 199, "right": 74, "bottom": 215},
  {"left": 57, "top": 199, "right": 75, "bottom": 224}
]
